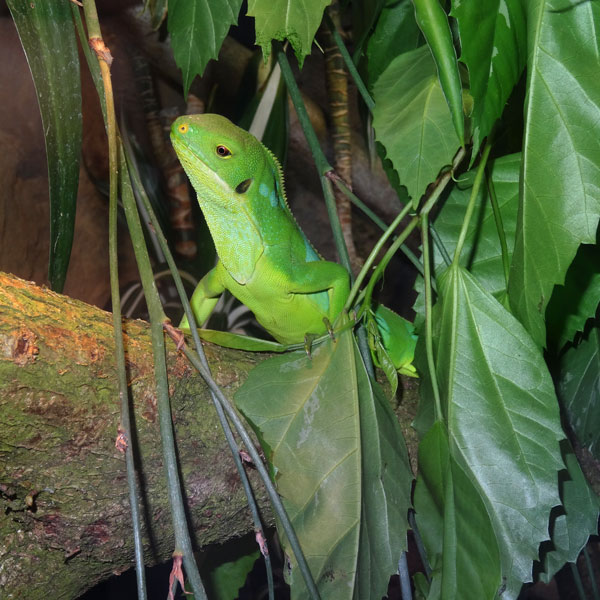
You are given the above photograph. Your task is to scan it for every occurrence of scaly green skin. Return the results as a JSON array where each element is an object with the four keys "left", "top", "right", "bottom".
[
  {"left": 170, "top": 114, "right": 417, "bottom": 375},
  {"left": 171, "top": 113, "right": 349, "bottom": 345}
]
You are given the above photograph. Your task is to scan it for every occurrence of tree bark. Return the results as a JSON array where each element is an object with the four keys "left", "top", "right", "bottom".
[{"left": 0, "top": 271, "right": 274, "bottom": 599}]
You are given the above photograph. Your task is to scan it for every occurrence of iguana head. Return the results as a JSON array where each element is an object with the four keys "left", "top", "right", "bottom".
[{"left": 170, "top": 113, "right": 269, "bottom": 205}]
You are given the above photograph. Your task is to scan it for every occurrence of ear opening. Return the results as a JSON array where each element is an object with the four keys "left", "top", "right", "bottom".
[{"left": 235, "top": 178, "right": 253, "bottom": 194}]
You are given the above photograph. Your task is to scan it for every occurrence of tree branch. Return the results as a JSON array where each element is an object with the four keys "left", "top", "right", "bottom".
[{"left": 0, "top": 271, "right": 270, "bottom": 599}]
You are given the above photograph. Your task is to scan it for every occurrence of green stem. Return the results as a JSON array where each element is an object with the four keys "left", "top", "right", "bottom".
[
  {"left": 421, "top": 213, "right": 443, "bottom": 422},
  {"left": 323, "top": 12, "right": 374, "bottom": 112},
  {"left": 276, "top": 46, "right": 351, "bottom": 275},
  {"left": 354, "top": 145, "right": 466, "bottom": 319},
  {"left": 486, "top": 166, "right": 510, "bottom": 288},
  {"left": 571, "top": 562, "right": 588, "bottom": 600},
  {"left": 345, "top": 201, "right": 414, "bottom": 311},
  {"left": 333, "top": 177, "right": 389, "bottom": 230},
  {"left": 360, "top": 216, "right": 420, "bottom": 317},
  {"left": 398, "top": 553, "right": 413, "bottom": 600},
  {"left": 430, "top": 223, "right": 452, "bottom": 267},
  {"left": 321, "top": 175, "right": 353, "bottom": 274},
  {"left": 119, "top": 150, "right": 207, "bottom": 600},
  {"left": 80, "top": 2, "right": 147, "bottom": 597},
  {"left": 584, "top": 546, "right": 600, "bottom": 600},
  {"left": 105, "top": 75, "right": 148, "bottom": 600},
  {"left": 420, "top": 152, "right": 466, "bottom": 218},
  {"left": 334, "top": 178, "right": 425, "bottom": 279},
  {"left": 452, "top": 143, "right": 491, "bottom": 266},
  {"left": 276, "top": 46, "right": 332, "bottom": 176},
  {"left": 71, "top": 4, "right": 106, "bottom": 121}
]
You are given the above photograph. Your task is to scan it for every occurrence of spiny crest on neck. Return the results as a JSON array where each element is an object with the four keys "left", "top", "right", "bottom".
[
  {"left": 260, "top": 142, "right": 287, "bottom": 207},
  {"left": 260, "top": 140, "right": 323, "bottom": 260}
]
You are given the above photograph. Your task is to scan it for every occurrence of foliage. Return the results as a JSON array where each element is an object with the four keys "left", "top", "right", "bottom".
[
  {"left": 7, "top": 0, "right": 81, "bottom": 292},
  {"left": 8, "top": 0, "right": 600, "bottom": 598},
  {"left": 168, "top": 0, "right": 243, "bottom": 96}
]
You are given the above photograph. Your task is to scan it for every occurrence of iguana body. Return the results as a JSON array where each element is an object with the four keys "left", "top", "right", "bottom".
[
  {"left": 171, "top": 113, "right": 349, "bottom": 345},
  {"left": 171, "top": 113, "right": 416, "bottom": 373}
]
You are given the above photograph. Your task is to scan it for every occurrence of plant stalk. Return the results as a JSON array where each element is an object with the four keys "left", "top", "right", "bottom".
[
  {"left": 119, "top": 149, "right": 207, "bottom": 600},
  {"left": 80, "top": 2, "right": 147, "bottom": 597}
]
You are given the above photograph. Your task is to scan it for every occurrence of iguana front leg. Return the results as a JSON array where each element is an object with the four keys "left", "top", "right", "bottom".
[
  {"left": 179, "top": 265, "right": 225, "bottom": 330},
  {"left": 288, "top": 260, "right": 350, "bottom": 323}
]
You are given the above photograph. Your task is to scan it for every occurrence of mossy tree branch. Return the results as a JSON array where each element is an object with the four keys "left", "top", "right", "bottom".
[{"left": 0, "top": 272, "right": 270, "bottom": 599}]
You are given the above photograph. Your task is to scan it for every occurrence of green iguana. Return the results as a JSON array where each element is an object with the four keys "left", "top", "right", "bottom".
[{"left": 170, "top": 113, "right": 416, "bottom": 377}]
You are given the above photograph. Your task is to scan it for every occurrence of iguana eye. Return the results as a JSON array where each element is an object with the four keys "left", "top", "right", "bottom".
[
  {"left": 216, "top": 145, "right": 232, "bottom": 158},
  {"left": 178, "top": 123, "right": 188, "bottom": 134}
]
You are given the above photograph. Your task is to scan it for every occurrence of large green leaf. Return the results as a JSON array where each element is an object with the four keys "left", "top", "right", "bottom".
[
  {"left": 247, "top": 0, "right": 332, "bottom": 67},
  {"left": 366, "top": 0, "right": 422, "bottom": 87},
  {"left": 539, "top": 445, "right": 599, "bottom": 583},
  {"left": 546, "top": 244, "right": 600, "bottom": 351},
  {"left": 557, "top": 325, "right": 600, "bottom": 459},
  {"left": 507, "top": 0, "right": 600, "bottom": 347},
  {"left": 235, "top": 327, "right": 411, "bottom": 599},
  {"left": 8, "top": 0, "right": 81, "bottom": 293},
  {"left": 168, "top": 0, "right": 243, "bottom": 95},
  {"left": 451, "top": 0, "right": 526, "bottom": 154},
  {"left": 418, "top": 264, "right": 564, "bottom": 598},
  {"left": 414, "top": 421, "right": 501, "bottom": 600},
  {"left": 372, "top": 45, "right": 460, "bottom": 205}
]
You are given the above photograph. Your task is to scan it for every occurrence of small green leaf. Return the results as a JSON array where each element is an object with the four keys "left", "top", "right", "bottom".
[
  {"left": 412, "top": 0, "right": 464, "bottom": 146},
  {"left": 451, "top": 0, "right": 526, "bottom": 154},
  {"left": 414, "top": 421, "right": 501, "bottom": 600},
  {"left": 168, "top": 0, "right": 243, "bottom": 95},
  {"left": 352, "top": 0, "right": 386, "bottom": 60},
  {"left": 372, "top": 304, "right": 417, "bottom": 378},
  {"left": 247, "top": 0, "right": 332, "bottom": 66},
  {"left": 205, "top": 551, "right": 259, "bottom": 599},
  {"left": 8, "top": 0, "right": 82, "bottom": 293},
  {"left": 546, "top": 244, "right": 600, "bottom": 351},
  {"left": 372, "top": 45, "right": 460, "bottom": 205},
  {"left": 508, "top": 0, "right": 600, "bottom": 347},
  {"left": 540, "top": 444, "right": 599, "bottom": 583},
  {"left": 366, "top": 0, "right": 422, "bottom": 87},
  {"left": 557, "top": 325, "right": 600, "bottom": 459},
  {"left": 367, "top": 314, "right": 399, "bottom": 398}
]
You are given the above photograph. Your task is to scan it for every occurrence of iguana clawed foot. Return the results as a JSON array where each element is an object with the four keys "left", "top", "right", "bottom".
[
  {"left": 304, "top": 333, "right": 318, "bottom": 359},
  {"left": 323, "top": 317, "right": 336, "bottom": 341},
  {"left": 303, "top": 320, "right": 336, "bottom": 359}
]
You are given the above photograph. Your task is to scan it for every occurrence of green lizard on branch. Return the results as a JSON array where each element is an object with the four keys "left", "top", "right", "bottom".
[{"left": 170, "top": 113, "right": 416, "bottom": 377}]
